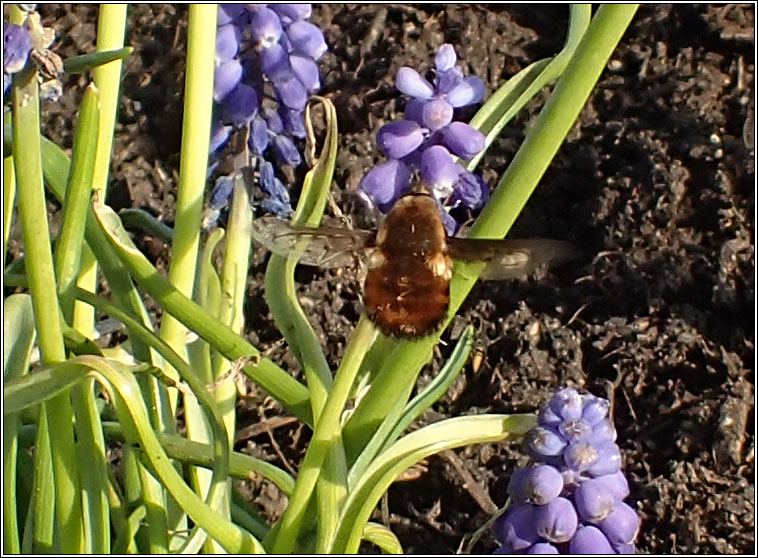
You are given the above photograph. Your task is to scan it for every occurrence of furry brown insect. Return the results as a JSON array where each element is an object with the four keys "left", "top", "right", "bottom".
[{"left": 252, "top": 188, "right": 573, "bottom": 338}]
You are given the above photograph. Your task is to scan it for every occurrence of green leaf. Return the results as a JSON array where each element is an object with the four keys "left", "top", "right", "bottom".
[
  {"left": 63, "top": 46, "right": 134, "bottom": 75},
  {"left": 332, "top": 413, "right": 537, "bottom": 553}
]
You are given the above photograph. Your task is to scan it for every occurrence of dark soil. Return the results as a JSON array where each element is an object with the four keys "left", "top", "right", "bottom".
[{"left": 31, "top": 3, "right": 755, "bottom": 555}]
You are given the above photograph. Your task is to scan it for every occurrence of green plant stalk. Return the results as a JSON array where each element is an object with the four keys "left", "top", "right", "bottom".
[
  {"left": 468, "top": 4, "right": 592, "bottom": 169},
  {"left": 12, "top": 60, "right": 84, "bottom": 552},
  {"left": 55, "top": 83, "right": 99, "bottom": 321},
  {"left": 186, "top": 229, "right": 225, "bottom": 554},
  {"left": 118, "top": 208, "right": 175, "bottom": 242},
  {"left": 159, "top": 11, "right": 218, "bottom": 537},
  {"left": 81, "top": 3, "right": 128, "bottom": 337},
  {"left": 52, "top": 423, "right": 294, "bottom": 493},
  {"left": 216, "top": 183, "right": 252, "bottom": 440},
  {"left": 261, "top": 97, "right": 348, "bottom": 551},
  {"left": 347, "top": 326, "right": 474, "bottom": 488},
  {"left": 4, "top": 356, "right": 263, "bottom": 553},
  {"left": 341, "top": 3, "right": 639, "bottom": 461},
  {"left": 159, "top": 4, "right": 216, "bottom": 360},
  {"left": 63, "top": 46, "right": 134, "bottom": 75},
  {"left": 362, "top": 522, "right": 403, "bottom": 554},
  {"left": 331, "top": 414, "right": 537, "bottom": 553},
  {"left": 3, "top": 155, "right": 14, "bottom": 270},
  {"left": 91, "top": 201, "right": 314, "bottom": 425},
  {"left": 3, "top": 295, "right": 36, "bottom": 554},
  {"left": 339, "top": 6, "right": 587, "bottom": 456},
  {"left": 71, "top": 287, "right": 233, "bottom": 496},
  {"left": 269, "top": 316, "right": 377, "bottom": 554}
]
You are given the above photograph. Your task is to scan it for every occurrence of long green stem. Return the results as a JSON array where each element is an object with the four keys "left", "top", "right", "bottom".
[
  {"left": 12, "top": 56, "right": 83, "bottom": 553},
  {"left": 159, "top": 4, "right": 217, "bottom": 356},
  {"left": 269, "top": 316, "right": 377, "bottom": 553}
]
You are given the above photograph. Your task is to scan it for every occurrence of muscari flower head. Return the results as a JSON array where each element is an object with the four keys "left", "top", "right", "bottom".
[
  {"left": 358, "top": 43, "right": 488, "bottom": 234},
  {"left": 494, "top": 388, "right": 639, "bottom": 554},
  {"left": 208, "top": 4, "right": 326, "bottom": 223}
]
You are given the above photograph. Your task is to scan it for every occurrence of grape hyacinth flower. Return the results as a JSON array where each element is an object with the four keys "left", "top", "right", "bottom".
[
  {"left": 3, "top": 23, "right": 32, "bottom": 95},
  {"left": 208, "top": 4, "right": 326, "bottom": 223},
  {"left": 494, "top": 388, "right": 639, "bottom": 554},
  {"left": 3, "top": 10, "right": 62, "bottom": 101},
  {"left": 359, "top": 43, "right": 488, "bottom": 232}
]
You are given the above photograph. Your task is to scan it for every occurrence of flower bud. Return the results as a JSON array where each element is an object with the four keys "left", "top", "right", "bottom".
[
  {"left": 358, "top": 159, "right": 411, "bottom": 207},
  {"left": 434, "top": 44, "right": 457, "bottom": 73},
  {"left": 446, "top": 76, "right": 485, "bottom": 107},
  {"left": 495, "top": 504, "right": 539, "bottom": 551},
  {"left": 569, "top": 525, "right": 614, "bottom": 554},
  {"left": 440, "top": 121, "right": 485, "bottom": 159},
  {"left": 396, "top": 67, "right": 434, "bottom": 99},
  {"left": 376, "top": 120, "right": 425, "bottom": 159},
  {"left": 287, "top": 20, "right": 327, "bottom": 60},
  {"left": 599, "top": 501, "right": 639, "bottom": 545},
  {"left": 534, "top": 497, "right": 578, "bottom": 543}
]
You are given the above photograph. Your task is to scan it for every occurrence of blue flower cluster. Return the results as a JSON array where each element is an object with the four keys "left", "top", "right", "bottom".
[
  {"left": 209, "top": 4, "right": 326, "bottom": 222},
  {"left": 359, "top": 44, "right": 488, "bottom": 233},
  {"left": 494, "top": 388, "right": 639, "bottom": 554},
  {"left": 3, "top": 23, "right": 32, "bottom": 95}
]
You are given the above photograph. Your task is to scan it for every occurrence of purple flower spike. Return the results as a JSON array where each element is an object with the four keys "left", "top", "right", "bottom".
[
  {"left": 434, "top": 43, "right": 457, "bottom": 73},
  {"left": 220, "top": 83, "right": 259, "bottom": 126},
  {"left": 287, "top": 20, "right": 327, "bottom": 60},
  {"left": 359, "top": 159, "right": 411, "bottom": 207},
  {"left": 495, "top": 504, "right": 539, "bottom": 551},
  {"left": 249, "top": 116, "right": 270, "bottom": 156},
  {"left": 272, "top": 71, "right": 308, "bottom": 110},
  {"left": 396, "top": 67, "right": 435, "bottom": 100},
  {"left": 569, "top": 525, "right": 614, "bottom": 554},
  {"left": 534, "top": 497, "right": 578, "bottom": 543},
  {"left": 216, "top": 24, "right": 241, "bottom": 60},
  {"left": 270, "top": 4, "right": 312, "bottom": 23},
  {"left": 250, "top": 7, "right": 283, "bottom": 49},
  {"left": 420, "top": 145, "right": 461, "bottom": 197},
  {"left": 574, "top": 477, "right": 616, "bottom": 523},
  {"left": 440, "top": 121, "right": 485, "bottom": 159},
  {"left": 376, "top": 120, "right": 425, "bottom": 159},
  {"left": 526, "top": 542, "right": 560, "bottom": 554},
  {"left": 4, "top": 24, "right": 32, "bottom": 74},
  {"left": 446, "top": 76, "right": 486, "bottom": 108},
  {"left": 492, "top": 388, "right": 637, "bottom": 554},
  {"left": 273, "top": 135, "right": 302, "bottom": 167},
  {"left": 214, "top": 59, "right": 243, "bottom": 102},
  {"left": 526, "top": 426, "right": 568, "bottom": 458},
  {"left": 599, "top": 501, "right": 639, "bottom": 546},
  {"left": 422, "top": 97, "right": 454, "bottom": 132}
]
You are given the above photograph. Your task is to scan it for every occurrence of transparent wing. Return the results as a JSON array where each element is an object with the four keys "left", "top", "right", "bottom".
[
  {"left": 251, "top": 216, "right": 376, "bottom": 268},
  {"left": 448, "top": 237, "right": 577, "bottom": 280}
]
